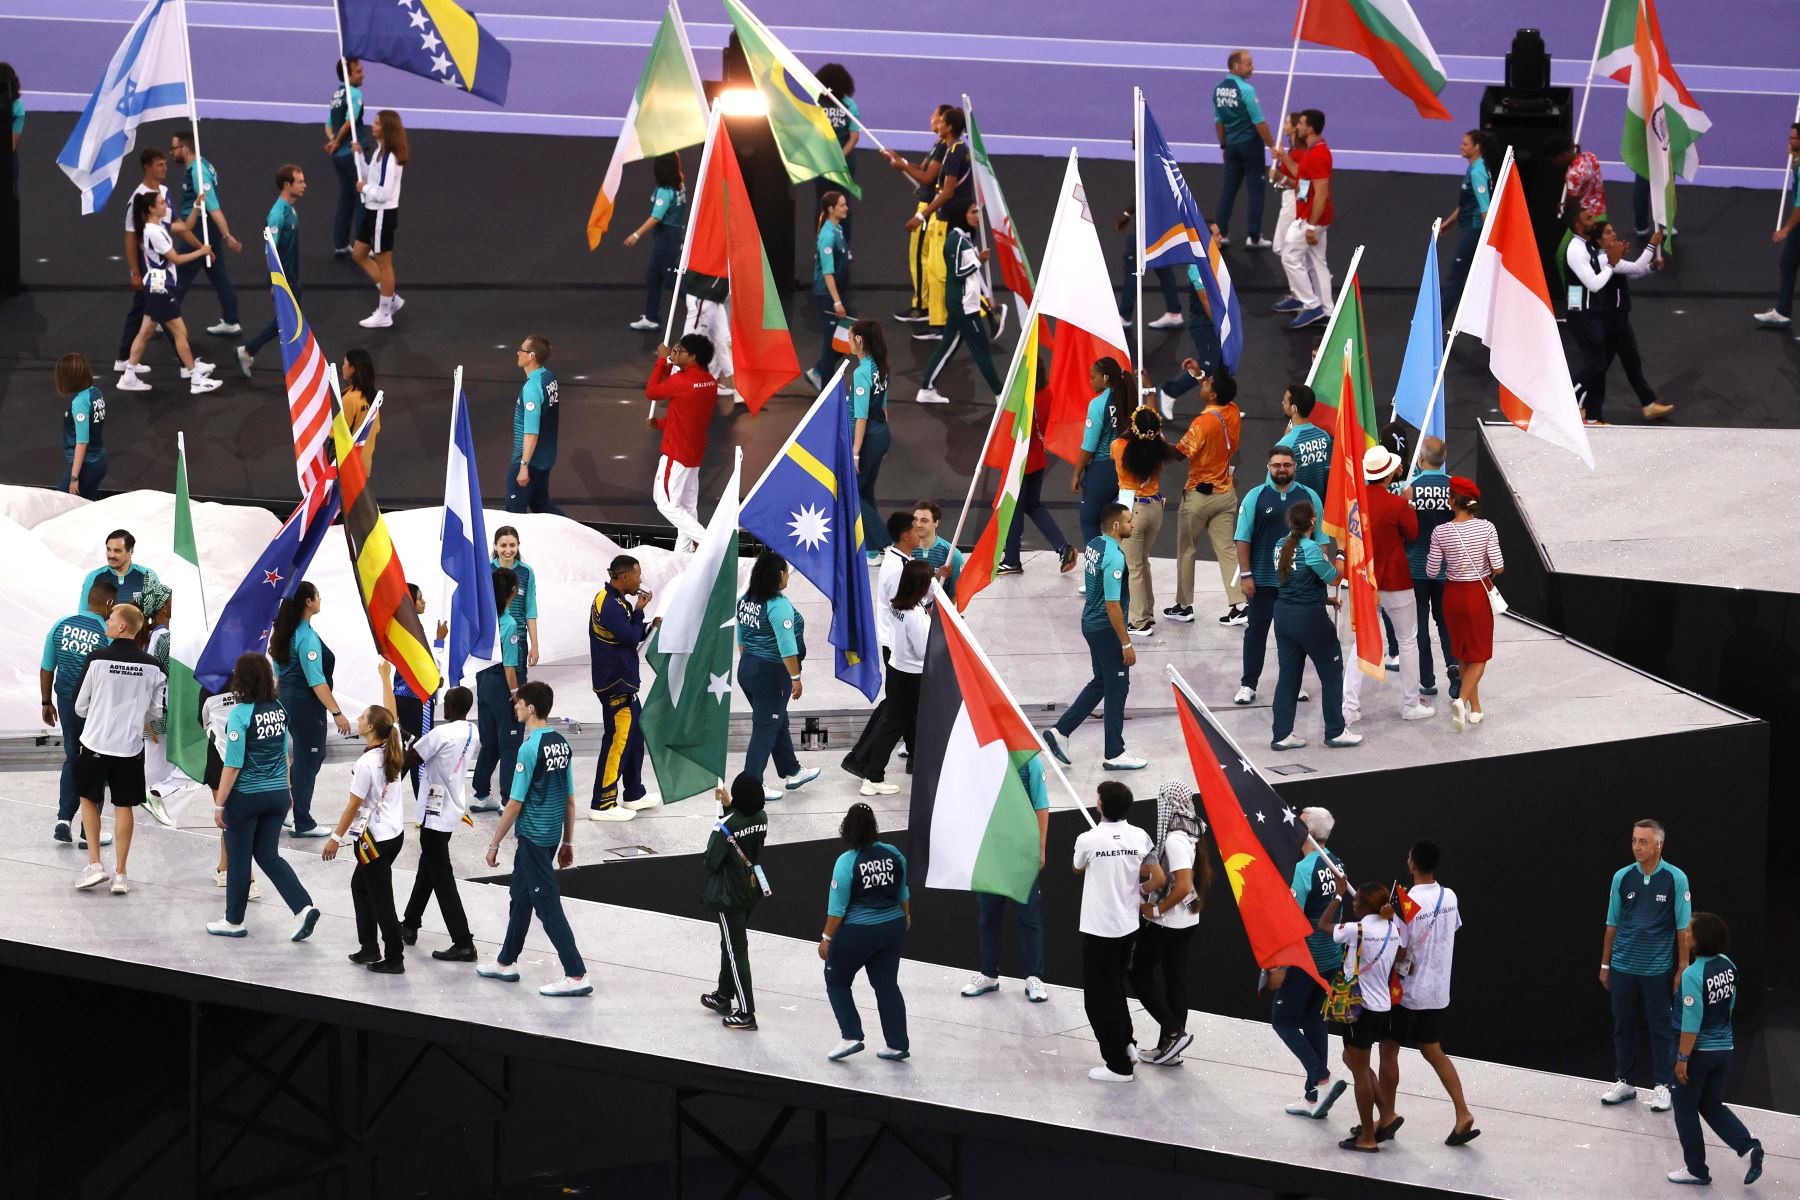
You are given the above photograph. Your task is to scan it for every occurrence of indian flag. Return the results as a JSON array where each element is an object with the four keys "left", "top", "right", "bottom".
[
  {"left": 1594, "top": 0, "right": 1710, "bottom": 185},
  {"left": 166, "top": 433, "right": 209, "bottom": 781},
  {"left": 1299, "top": 0, "right": 1451, "bottom": 121},
  {"left": 906, "top": 597, "right": 1043, "bottom": 904},
  {"left": 964, "top": 95, "right": 1035, "bottom": 330},
  {"left": 1303, "top": 257, "right": 1379, "bottom": 450},
  {"left": 1619, "top": 0, "right": 1704, "bottom": 228},
  {"left": 586, "top": 0, "right": 708, "bottom": 250},
  {"left": 956, "top": 316, "right": 1039, "bottom": 612},
  {"left": 722, "top": 0, "right": 857, "bottom": 196}
]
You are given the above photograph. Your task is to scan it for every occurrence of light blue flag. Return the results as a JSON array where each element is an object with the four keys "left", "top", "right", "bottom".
[
  {"left": 440, "top": 377, "right": 497, "bottom": 687},
  {"left": 57, "top": 0, "right": 192, "bottom": 215},
  {"left": 739, "top": 366, "right": 883, "bottom": 701},
  {"left": 1392, "top": 228, "right": 1446, "bottom": 442}
]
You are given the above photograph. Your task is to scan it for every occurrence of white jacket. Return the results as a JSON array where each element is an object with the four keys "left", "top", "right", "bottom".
[
  {"left": 360, "top": 150, "right": 404, "bottom": 210},
  {"left": 75, "top": 641, "right": 165, "bottom": 758}
]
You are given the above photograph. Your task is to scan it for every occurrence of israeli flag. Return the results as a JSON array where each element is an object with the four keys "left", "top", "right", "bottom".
[
  {"left": 57, "top": 0, "right": 192, "bottom": 215},
  {"left": 440, "top": 375, "right": 497, "bottom": 687}
]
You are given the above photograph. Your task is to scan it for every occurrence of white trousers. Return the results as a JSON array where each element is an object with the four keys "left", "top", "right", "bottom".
[
  {"left": 684, "top": 296, "right": 733, "bottom": 386},
  {"left": 1271, "top": 190, "right": 1297, "bottom": 275},
  {"left": 1280, "top": 220, "right": 1333, "bottom": 313},
  {"left": 1342, "top": 587, "right": 1420, "bottom": 713},
  {"left": 653, "top": 455, "right": 706, "bottom": 552}
]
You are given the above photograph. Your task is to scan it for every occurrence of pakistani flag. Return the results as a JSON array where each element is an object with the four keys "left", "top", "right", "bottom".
[
  {"left": 1303, "top": 259, "right": 1379, "bottom": 450},
  {"left": 642, "top": 451, "right": 742, "bottom": 804},
  {"left": 166, "top": 433, "right": 209, "bottom": 781},
  {"left": 906, "top": 595, "right": 1043, "bottom": 904}
]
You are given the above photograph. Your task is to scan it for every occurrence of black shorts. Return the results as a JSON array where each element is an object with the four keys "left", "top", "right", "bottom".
[
  {"left": 143, "top": 283, "right": 180, "bottom": 325},
  {"left": 75, "top": 747, "right": 146, "bottom": 808},
  {"left": 1388, "top": 1005, "right": 1444, "bottom": 1048},
  {"left": 357, "top": 207, "right": 398, "bottom": 254},
  {"left": 1336, "top": 1008, "right": 1391, "bottom": 1051}
]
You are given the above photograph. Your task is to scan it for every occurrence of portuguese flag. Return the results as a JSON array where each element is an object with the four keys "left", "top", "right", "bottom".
[
  {"left": 906, "top": 596, "right": 1044, "bottom": 904},
  {"left": 1299, "top": 0, "right": 1451, "bottom": 121}
]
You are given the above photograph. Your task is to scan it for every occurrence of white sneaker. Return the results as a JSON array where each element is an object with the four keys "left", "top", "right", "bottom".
[
  {"left": 207, "top": 321, "right": 242, "bottom": 336},
  {"left": 207, "top": 919, "right": 247, "bottom": 937},
  {"left": 213, "top": 869, "right": 228, "bottom": 887},
  {"left": 1246, "top": 236, "right": 1274, "bottom": 250},
  {"left": 190, "top": 376, "right": 222, "bottom": 395},
  {"left": 1467, "top": 710, "right": 1485, "bottom": 727},
  {"left": 1451, "top": 698, "right": 1467, "bottom": 732},
  {"left": 622, "top": 795, "right": 663, "bottom": 811},
  {"left": 76, "top": 863, "right": 109, "bottom": 890},
  {"left": 1342, "top": 707, "right": 1362, "bottom": 726},
  {"left": 1024, "top": 976, "right": 1049, "bottom": 1003},
  {"left": 293, "top": 905, "right": 321, "bottom": 941},
  {"left": 763, "top": 788, "right": 784, "bottom": 804},
  {"left": 1752, "top": 308, "right": 1792, "bottom": 327},
  {"left": 248, "top": 878, "right": 262, "bottom": 900},
  {"left": 141, "top": 793, "right": 173, "bottom": 828},
  {"left": 477, "top": 960, "right": 521, "bottom": 982},
  {"left": 1400, "top": 704, "right": 1436, "bottom": 721},
  {"left": 1284, "top": 1099, "right": 1316, "bottom": 1115},
  {"left": 1324, "top": 732, "right": 1364, "bottom": 748},
  {"left": 1147, "top": 312, "right": 1185, "bottom": 330},
  {"left": 1042, "top": 726, "right": 1072, "bottom": 764},
  {"left": 1272, "top": 735, "right": 1307, "bottom": 751},
  {"left": 960, "top": 974, "right": 1000, "bottom": 997},
  {"left": 1383, "top": 654, "right": 1400, "bottom": 670},
  {"left": 180, "top": 359, "right": 215, "bottom": 378},
  {"left": 539, "top": 976, "right": 593, "bottom": 997},
  {"left": 110, "top": 874, "right": 130, "bottom": 895},
  {"left": 113, "top": 360, "right": 149, "bottom": 374},
  {"left": 1600, "top": 1078, "right": 1637, "bottom": 1105},
  {"left": 1666, "top": 1169, "right": 1708, "bottom": 1185},
  {"left": 785, "top": 767, "right": 822, "bottom": 790},
  {"left": 235, "top": 346, "right": 254, "bottom": 378},
  {"left": 359, "top": 308, "right": 393, "bottom": 329},
  {"left": 803, "top": 368, "right": 824, "bottom": 390},
  {"left": 1647, "top": 1083, "right": 1673, "bottom": 1112},
  {"left": 1088, "top": 1065, "right": 1134, "bottom": 1082},
  {"left": 588, "top": 806, "right": 636, "bottom": 822},
  {"left": 1233, "top": 685, "right": 1255, "bottom": 705},
  {"left": 629, "top": 316, "right": 658, "bottom": 332},
  {"left": 389, "top": 294, "right": 405, "bottom": 314},
  {"left": 1298, "top": 688, "right": 1310, "bottom": 702},
  {"left": 1102, "top": 752, "right": 1147, "bottom": 771},
  {"left": 1158, "top": 390, "right": 1176, "bottom": 420},
  {"left": 117, "top": 372, "right": 152, "bottom": 392},
  {"left": 914, "top": 387, "right": 949, "bottom": 405},
  {"left": 860, "top": 780, "right": 900, "bottom": 796},
  {"left": 828, "top": 1039, "right": 865, "bottom": 1061}
]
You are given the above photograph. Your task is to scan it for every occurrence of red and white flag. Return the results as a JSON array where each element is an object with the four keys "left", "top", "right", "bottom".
[{"left": 1449, "top": 152, "right": 1594, "bottom": 467}]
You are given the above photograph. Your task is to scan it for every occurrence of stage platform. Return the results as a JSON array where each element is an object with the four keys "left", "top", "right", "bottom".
[{"left": 2, "top": 791, "right": 1794, "bottom": 1200}]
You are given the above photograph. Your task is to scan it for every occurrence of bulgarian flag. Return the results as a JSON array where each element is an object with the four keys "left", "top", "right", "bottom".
[
  {"left": 1324, "top": 344, "right": 1384, "bottom": 681},
  {"left": 1595, "top": 0, "right": 1710, "bottom": 184},
  {"left": 906, "top": 595, "right": 1045, "bottom": 904},
  {"left": 586, "top": 0, "right": 709, "bottom": 250},
  {"left": 1619, "top": 0, "right": 1704, "bottom": 229},
  {"left": 685, "top": 112, "right": 800, "bottom": 413},
  {"left": 165, "top": 433, "right": 209, "bottom": 781},
  {"left": 1303, "top": 253, "right": 1379, "bottom": 448},
  {"left": 964, "top": 95, "right": 1035, "bottom": 330},
  {"left": 957, "top": 317, "right": 1040, "bottom": 612},
  {"left": 1298, "top": 0, "right": 1451, "bottom": 121},
  {"left": 722, "top": 0, "right": 857, "bottom": 196}
]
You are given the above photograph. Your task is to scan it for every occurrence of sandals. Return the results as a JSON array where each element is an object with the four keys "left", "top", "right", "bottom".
[
  {"left": 1347, "top": 1116, "right": 1405, "bottom": 1143},
  {"left": 1338, "top": 1137, "right": 1379, "bottom": 1153}
]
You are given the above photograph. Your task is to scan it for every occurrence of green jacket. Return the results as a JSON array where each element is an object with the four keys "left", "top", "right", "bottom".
[{"left": 702, "top": 807, "right": 768, "bottom": 912}]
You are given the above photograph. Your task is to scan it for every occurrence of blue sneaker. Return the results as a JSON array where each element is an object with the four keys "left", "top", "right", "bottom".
[
  {"left": 1271, "top": 296, "right": 1304, "bottom": 313},
  {"left": 1288, "top": 306, "right": 1328, "bottom": 330}
]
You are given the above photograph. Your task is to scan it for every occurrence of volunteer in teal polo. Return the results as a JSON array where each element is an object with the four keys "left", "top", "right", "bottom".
[
  {"left": 1599, "top": 818, "right": 1692, "bottom": 1112},
  {"left": 1667, "top": 912, "right": 1763, "bottom": 1186},
  {"left": 507, "top": 335, "right": 560, "bottom": 514},
  {"left": 1212, "top": 49, "right": 1276, "bottom": 247},
  {"left": 1440, "top": 130, "right": 1492, "bottom": 315}
]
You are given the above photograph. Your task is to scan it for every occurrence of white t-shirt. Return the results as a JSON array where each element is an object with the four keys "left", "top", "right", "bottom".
[
  {"left": 875, "top": 547, "right": 910, "bottom": 650},
  {"left": 888, "top": 604, "right": 931, "bottom": 674},
  {"left": 202, "top": 692, "right": 241, "bottom": 750},
  {"left": 350, "top": 746, "right": 406, "bottom": 842},
  {"left": 1149, "top": 830, "right": 1200, "bottom": 930},
  {"left": 126, "top": 182, "right": 171, "bottom": 234},
  {"left": 142, "top": 222, "right": 174, "bottom": 271},
  {"left": 1332, "top": 915, "right": 1399, "bottom": 1012},
  {"left": 1073, "top": 819, "right": 1155, "bottom": 938},
  {"left": 411, "top": 719, "right": 480, "bottom": 832},
  {"left": 1397, "top": 882, "right": 1462, "bottom": 1011}
]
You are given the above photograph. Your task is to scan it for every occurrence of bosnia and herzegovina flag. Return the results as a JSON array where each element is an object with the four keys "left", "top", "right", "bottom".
[
  {"left": 338, "top": 0, "right": 511, "bottom": 106},
  {"left": 907, "top": 596, "right": 1043, "bottom": 904},
  {"left": 721, "top": 0, "right": 858, "bottom": 197}
]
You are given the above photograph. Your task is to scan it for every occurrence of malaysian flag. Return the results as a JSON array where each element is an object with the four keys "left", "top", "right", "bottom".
[{"left": 264, "top": 230, "right": 335, "bottom": 501}]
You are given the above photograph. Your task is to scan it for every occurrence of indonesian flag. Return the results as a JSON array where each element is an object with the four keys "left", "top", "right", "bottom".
[
  {"left": 958, "top": 318, "right": 1040, "bottom": 611},
  {"left": 1325, "top": 345, "right": 1384, "bottom": 681},
  {"left": 1450, "top": 152, "right": 1594, "bottom": 467},
  {"left": 1035, "top": 151, "right": 1132, "bottom": 464}
]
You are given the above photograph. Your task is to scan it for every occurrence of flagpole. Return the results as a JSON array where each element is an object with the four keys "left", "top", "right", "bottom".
[
  {"left": 948, "top": 279, "right": 1045, "bottom": 549},
  {"left": 439, "top": 366, "right": 461, "bottom": 654},
  {"left": 1300, "top": 243, "right": 1365, "bottom": 390},
  {"left": 740, "top": 360, "right": 852, "bottom": 507},
  {"left": 656, "top": 102, "right": 723, "bottom": 420},
  {"left": 331, "top": 0, "right": 364, "bottom": 184},
  {"left": 1275, "top": 0, "right": 1309, "bottom": 156},
  {"left": 1133, "top": 87, "right": 1146, "bottom": 401},
  {"left": 1778, "top": 93, "right": 1800, "bottom": 232},
  {"left": 1571, "top": 1, "right": 1610, "bottom": 153},
  {"left": 174, "top": 0, "right": 213, "bottom": 267}
]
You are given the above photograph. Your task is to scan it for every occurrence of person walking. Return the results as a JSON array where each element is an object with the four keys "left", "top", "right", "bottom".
[
  {"left": 113, "top": 148, "right": 184, "bottom": 377},
  {"left": 1666, "top": 913, "right": 1765, "bottom": 1186},
  {"left": 906, "top": 107, "right": 974, "bottom": 342},
  {"left": 1070, "top": 358, "right": 1132, "bottom": 545},
  {"left": 1212, "top": 50, "right": 1276, "bottom": 248},
  {"left": 43, "top": 579, "right": 117, "bottom": 846},
  {"left": 71, "top": 603, "right": 161, "bottom": 894},
  {"left": 1276, "top": 384, "right": 1332, "bottom": 500},
  {"left": 1386, "top": 839, "right": 1479, "bottom": 1145},
  {"left": 1320, "top": 877, "right": 1401, "bottom": 1153},
  {"left": 1753, "top": 122, "right": 1800, "bottom": 328},
  {"left": 138, "top": 582, "right": 187, "bottom": 816},
  {"left": 470, "top": 568, "right": 526, "bottom": 811},
  {"left": 324, "top": 58, "right": 373, "bottom": 257},
  {"left": 352, "top": 109, "right": 407, "bottom": 329},
  {"left": 235, "top": 165, "right": 306, "bottom": 378},
  {"left": 1566, "top": 218, "right": 1674, "bottom": 424},
  {"left": 1600, "top": 818, "right": 1693, "bottom": 1114},
  {"left": 1438, "top": 130, "right": 1491, "bottom": 316},
  {"left": 1000, "top": 382, "right": 1078, "bottom": 577},
  {"left": 917, "top": 201, "right": 1003, "bottom": 405},
  {"left": 820, "top": 803, "right": 912, "bottom": 1062},
  {"left": 850, "top": 320, "right": 893, "bottom": 558},
  {"left": 841, "top": 559, "right": 932, "bottom": 795},
  {"left": 396, "top": 683, "right": 481, "bottom": 961},
  {"left": 269, "top": 583, "right": 350, "bottom": 838},
  {"left": 168, "top": 128, "right": 242, "bottom": 337},
  {"left": 1074, "top": 781, "right": 1163, "bottom": 1082},
  {"left": 701, "top": 773, "right": 770, "bottom": 1031},
  {"left": 737, "top": 551, "right": 823, "bottom": 803},
  {"left": 1115, "top": 205, "right": 1185, "bottom": 330},
  {"left": 490, "top": 526, "right": 540, "bottom": 664},
  {"left": 1342, "top": 446, "right": 1434, "bottom": 725},
  {"left": 815, "top": 63, "right": 861, "bottom": 244},
  {"left": 1043, "top": 504, "right": 1146, "bottom": 771},
  {"left": 806, "top": 191, "right": 851, "bottom": 390},
  {"left": 1113, "top": 407, "right": 1180, "bottom": 637},
  {"left": 683, "top": 268, "right": 735, "bottom": 398},
  {"left": 646, "top": 334, "right": 719, "bottom": 552},
  {"left": 1405, "top": 437, "right": 1458, "bottom": 700},
  {"left": 883, "top": 105, "right": 950, "bottom": 326},
  {"left": 116, "top": 190, "right": 221, "bottom": 396},
  {"left": 589, "top": 555, "right": 661, "bottom": 821},
  {"left": 321, "top": 706, "right": 408, "bottom": 973},
  {"left": 1166, "top": 371, "right": 1243, "bottom": 626},
  {"left": 1272, "top": 109, "right": 1334, "bottom": 329},
  {"left": 959, "top": 754, "right": 1052, "bottom": 1003},
  {"left": 1270, "top": 807, "right": 1350, "bottom": 1118},
  {"left": 1233, "top": 446, "right": 1324, "bottom": 706},
  {"left": 1425, "top": 477, "right": 1503, "bottom": 730},
  {"left": 1131, "top": 781, "right": 1214, "bottom": 1067},
  {"left": 206, "top": 653, "right": 321, "bottom": 941},
  {"left": 478, "top": 681, "right": 592, "bottom": 997},
  {"left": 623, "top": 151, "right": 688, "bottom": 332},
  {"left": 338, "top": 349, "right": 380, "bottom": 473},
  {"left": 1270, "top": 501, "right": 1361, "bottom": 750},
  {"left": 506, "top": 335, "right": 561, "bottom": 514},
  {"left": 56, "top": 354, "right": 107, "bottom": 499}
]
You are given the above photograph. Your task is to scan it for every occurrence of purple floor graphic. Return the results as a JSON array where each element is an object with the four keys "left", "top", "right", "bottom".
[{"left": 9, "top": 0, "right": 1798, "bottom": 189}]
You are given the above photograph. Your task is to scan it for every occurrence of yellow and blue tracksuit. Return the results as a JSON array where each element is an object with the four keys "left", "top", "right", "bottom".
[{"left": 589, "top": 583, "right": 651, "bottom": 809}]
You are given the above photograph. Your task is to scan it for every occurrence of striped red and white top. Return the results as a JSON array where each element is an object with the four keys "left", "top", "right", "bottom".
[{"left": 1426, "top": 518, "right": 1503, "bottom": 582}]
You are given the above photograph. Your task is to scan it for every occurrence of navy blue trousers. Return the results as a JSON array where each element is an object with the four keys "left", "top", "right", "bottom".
[{"left": 824, "top": 917, "right": 909, "bottom": 1050}]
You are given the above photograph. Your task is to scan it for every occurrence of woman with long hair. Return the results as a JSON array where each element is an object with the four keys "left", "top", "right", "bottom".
[
  {"left": 470, "top": 567, "right": 526, "bottom": 810},
  {"left": 625, "top": 151, "right": 688, "bottom": 331},
  {"left": 1425, "top": 478, "right": 1504, "bottom": 730},
  {"left": 353, "top": 109, "right": 408, "bottom": 328},
  {"left": 1112, "top": 406, "right": 1183, "bottom": 635},
  {"left": 1565, "top": 215, "right": 1671, "bottom": 424},
  {"left": 819, "top": 803, "right": 911, "bottom": 1062},
  {"left": 1270, "top": 501, "right": 1360, "bottom": 751},
  {"left": 841, "top": 560, "right": 932, "bottom": 793},
  {"left": 269, "top": 582, "right": 350, "bottom": 836},
  {"left": 490, "top": 526, "right": 539, "bottom": 665},
  {"left": 736, "top": 551, "right": 822, "bottom": 802},
  {"left": 322, "top": 705, "right": 409, "bottom": 972},
  {"left": 1069, "top": 358, "right": 1132, "bottom": 544},
  {"left": 116, "top": 189, "right": 220, "bottom": 395},
  {"left": 207, "top": 653, "right": 321, "bottom": 941},
  {"left": 1130, "top": 781, "right": 1216, "bottom": 1066},
  {"left": 56, "top": 353, "right": 107, "bottom": 499},
  {"left": 806, "top": 190, "right": 851, "bottom": 389},
  {"left": 850, "top": 319, "right": 891, "bottom": 559},
  {"left": 814, "top": 63, "right": 860, "bottom": 244},
  {"left": 338, "top": 347, "right": 380, "bottom": 472}
]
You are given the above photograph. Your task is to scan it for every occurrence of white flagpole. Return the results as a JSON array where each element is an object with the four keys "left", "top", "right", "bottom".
[
  {"left": 331, "top": 0, "right": 365, "bottom": 184},
  {"left": 1300, "top": 243, "right": 1366, "bottom": 390},
  {"left": 1777, "top": 94, "right": 1800, "bottom": 232},
  {"left": 948, "top": 283, "right": 1044, "bottom": 548},
  {"left": 655, "top": 102, "right": 723, "bottom": 419},
  {"left": 439, "top": 366, "right": 462, "bottom": 648},
  {"left": 175, "top": 0, "right": 212, "bottom": 266},
  {"left": 1571, "top": 1, "right": 1610, "bottom": 153},
  {"left": 1275, "top": 0, "right": 1309, "bottom": 155},
  {"left": 1133, "top": 87, "right": 1146, "bottom": 400}
]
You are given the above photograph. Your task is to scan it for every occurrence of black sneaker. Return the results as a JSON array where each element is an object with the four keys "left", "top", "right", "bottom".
[
  {"left": 723, "top": 1012, "right": 758, "bottom": 1031},
  {"left": 1219, "top": 604, "right": 1249, "bottom": 626},
  {"left": 53, "top": 820, "right": 72, "bottom": 844},
  {"left": 433, "top": 943, "right": 478, "bottom": 962},
  {"left": 347, "top": 947, "right": 382, "bottom": 965},
  {"left": 1128, "top": 620, "right": 1156, "bottom": 638},
  {"left": 1162, "top": 604, "right": 1195, "bottom": 623},
  {"left": 700, "top": 991, "right": 734, "bottom": 1015},
  {"left": 400, "top": 922, "right": 419, "bottom": 947},
  {"left": 894, "top": 307, "right": 929, "bottom": 323},
  {"left": 368, "top": 958, "right": 405, "bottom": 975},
  {"left": 1448, "top": 664, "right": 1463, "bottom": 700},
  {"left": 997, "top": 562, "right": 1023, "bottom": 576},
  {"left": 1058, "top": 544, "right": 1079, "bottom": 572}
]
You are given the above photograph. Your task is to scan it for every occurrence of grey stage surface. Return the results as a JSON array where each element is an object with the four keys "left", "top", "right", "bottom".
[
  {"left": 1479, "top": 423, "right": 1800, "bottom": 595},
  {"left": 1, "top": 789, "right": 1793, "bottom": 1200}
]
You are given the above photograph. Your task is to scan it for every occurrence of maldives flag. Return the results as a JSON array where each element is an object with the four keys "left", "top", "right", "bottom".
[
  {"left": 1172, "top": 673, "right": 1328, "bottom": 991},
  {"left": 1324, "top": 344, "right": 1384, "bottom": 680},
  {"left": 1450, "top": 152, "right": 1594, "bottom": 467},
  {"left": 686, "top": 113, "right": 800, "bottom": 413},
  {"left": 1300, "top": 0, "right": 1451, "bottom": 121},
  {"left": 1035, "top": 151, "right": 1132, "bottom": 465},
  {"left": 906, "top": 595, "right": 1045, "bottom": 904},
  {"left": 958, "top": 318, "right": 1039, "bottom": 611}
]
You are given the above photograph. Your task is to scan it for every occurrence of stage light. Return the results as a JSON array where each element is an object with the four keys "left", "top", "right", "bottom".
[{"left": 718, "top": 87, "right": 768, "bottom": 117}]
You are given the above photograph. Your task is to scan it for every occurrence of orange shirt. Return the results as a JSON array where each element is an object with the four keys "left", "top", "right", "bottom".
[
  {"left": 1176, "top": 403, "right": 1241, "bottom": 492},
  {"left": 341, "top": 387, "right": 379, "bottom": 474},
  {"left": 1111, "top": 437, "right": 1173, "bottom": 499}
]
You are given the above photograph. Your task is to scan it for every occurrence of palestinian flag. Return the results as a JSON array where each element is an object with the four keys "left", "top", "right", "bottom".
[
  {"left": 1299, "top": 0, "right": 1451, "bottom": 121},
  {"left": 165, "top": 433, "right": 209, "bottom": 781},
  {"left": 722, "top": 0, "right": 857, "bottom": 196},
  {"left": 1303, "top": 263, "right": 1378, "bottom": 450},
  {"left": 1323, "top": 344, "right": 1384, "bottom": 680},
  {"left": 957, "top": 317, "right": 1039, "bottom": 611},
  {"left": 907, "top": 596, "right": 1043, "bottom": 904},
  {"left": 1595, "top": 0, "right": 1710, "bottom": 189},
  {"left": 964, "top": 95, "right": 1035, "bottom": 331},
  {"left": 586, "top": 1, "right": 709, "bottom": 250}
]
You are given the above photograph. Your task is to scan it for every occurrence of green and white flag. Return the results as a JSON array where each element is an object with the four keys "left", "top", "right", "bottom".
[
  {"left": 643, "top": 449, "right": 742, "bottom": 804},
  {"left": 166, "top": 433, "right": 209, "bottom": 781}
]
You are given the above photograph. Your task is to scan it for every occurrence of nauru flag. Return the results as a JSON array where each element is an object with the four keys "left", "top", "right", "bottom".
[{"left": 906, "top": 593, "right": 1043, "bottom": 904}]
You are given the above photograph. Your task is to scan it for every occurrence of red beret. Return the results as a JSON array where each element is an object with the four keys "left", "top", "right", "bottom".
[{"left": 1449, "top": 476, "right": 1481, "bottom": 500}]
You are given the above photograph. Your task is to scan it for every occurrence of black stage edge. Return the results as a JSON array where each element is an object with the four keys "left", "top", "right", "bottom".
[{"left": 563, "top": 714, "right": 1769, "bottom": 1076}]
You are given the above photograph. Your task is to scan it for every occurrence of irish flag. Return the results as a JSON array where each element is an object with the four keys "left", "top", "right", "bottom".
[
  {"left": 1299, "top": 0, "right": 1451, "bottom": 121},
  {"left": 1620, "top": 0, "right": 1699, "bottom": 229},
  {"left": 585, "top": 0, "right": 708, "bottom": 250},
  {"left": 957, "top": 318, "right": 1040, "bottom": 612},
  {"left": 964, "top": 95, "right": 1035, "bottom": 330},
  {"left": 1594, "top": 0, "right": 1709, "bottom": 187},
  {"left": 165, "top": 433, "right": 209, "bottom": 781},
  {"left": 906, "top": 596, "right": 1044, "bottom": 904},
  {"left": 1303, "top": 252, "right": 1379, "bottom": 448},
  {"left": 1037, "top": 150, "right": 1132, "bottom": 464}
]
